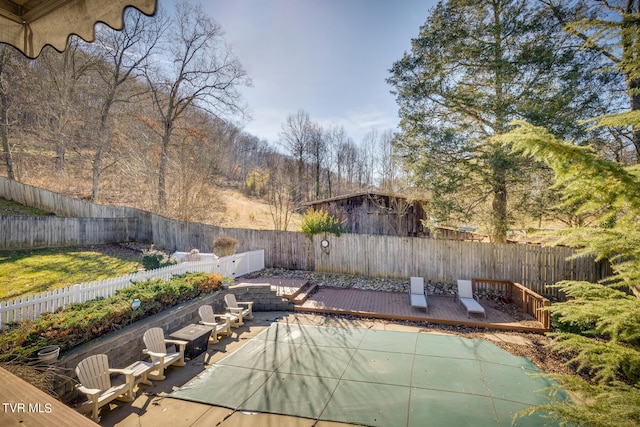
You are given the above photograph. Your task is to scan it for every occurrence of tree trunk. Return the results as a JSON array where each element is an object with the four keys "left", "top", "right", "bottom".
[
  {"left": 491, "top": 170, "right": 508, "bottom": 243},
  {"left": 295, "top": 158, "right": 304, "bottom": 203},
  {"left": 54, "top": 101, "right": 68, "bottom": 173},
  {"left": 630, "top": 77, "right": 640, "bottom": 160},
  {"left": 315, "top": 160, "right": 320, "bottom": 198},
  {"left": 0, "top": 89, "right": 15, "bottom": 180},
  {"left": 55, "top": 132, "right": 65, "bottom": 173},
  {"left": 92, "top": 93, "right": 114, "bottom": 202},
  {"left": 92, "top": 141, "right": 104, "bottom": 202},
  {"left": 158, "top": 131, "right": 171, "bottom": 209}
]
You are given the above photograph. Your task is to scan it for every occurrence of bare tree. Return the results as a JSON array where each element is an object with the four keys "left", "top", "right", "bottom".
[
  {"left": 143, "top": 0, "right": 248, "bottom": 209},
  {"left": 0, "top": 46, "right": 16, "bottom": 180},
  {"left": 235, "top": 132, "right": 260, "bottom": 184},
  {"left": 165, "top": 117, "right": 223, "bottom": 222},
  {"left": 207, "top": 118, "right": 240, "bottom": 179},
  {"left": 329, "top": 126, "right": 352, "bottom": 195},
  {"left": 377, "top": 129, "right": 401, "bottom": 191},
  {"left": 39, "top": 38, "right": 97, "bottom": 173},
  {"left": 341, "top": 138, "right": 359, "bottom": 192},
  {"left": 323, "top": 125, "right": 342, "bottom": 197},
  {"left": 88, "top": 7, "right": 166, "bottom": 201},
  {"left": 279, "top": 109, "right": 313, "bottom": 202},
  {"left": 308, "top": 123, "right": 326, "bottom": 199},
  {"left": 359, "top": 129, "right": 379, "bottom": 189},
  {"left": 266, "top": 157, "right": 298, "bottom": 231}
]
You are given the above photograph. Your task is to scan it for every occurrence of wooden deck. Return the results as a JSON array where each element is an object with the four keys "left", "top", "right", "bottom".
[
  {"left": 239, "top": 276, "right": 548, "bottom": 333},
  {"left": 0, "top": 367, "right": 97, "bottom": 426},
  {"left": 297, "top": 288, "right": 547, "bottom": 333}
]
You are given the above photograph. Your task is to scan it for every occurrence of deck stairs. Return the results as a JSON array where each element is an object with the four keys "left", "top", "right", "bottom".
[
  {"left": 237, "top": 277, "right": 317, "bottom": 305},
  {"left": 289, "top": 282, "right": 318, "bottom": 305}
]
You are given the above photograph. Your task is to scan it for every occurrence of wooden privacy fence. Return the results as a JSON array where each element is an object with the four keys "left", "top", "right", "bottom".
[
  {"left": 0, "top": 218, "right": 609, "bottom": 299},
  {"left": 0, "top": 216, "right": 138, "bottom": 249},
  {"left": 472, "top": 278, "right": 551, "bottom": 329},
  {"left": 311, "top": 233, "right": 610, "bottom": 298},
  {"left": 0, "top": 250, "right": 264, "bottom": 329},
  {"left": 0, "top": 176, "right": 612, "bottom": 299},
  {"left": 0, "top": 177, "right": 145, "bottom": 219},
  {"left": 0, "top": 176, "right": 153, "bottom": 242},
  {"left": 148, "top": 216, "right": 314, "bottom": 271}
]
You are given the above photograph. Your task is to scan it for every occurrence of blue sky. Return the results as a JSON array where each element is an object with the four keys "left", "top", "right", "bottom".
[{"left": 164, "top": 0, "right": 437, "bottom": 145}]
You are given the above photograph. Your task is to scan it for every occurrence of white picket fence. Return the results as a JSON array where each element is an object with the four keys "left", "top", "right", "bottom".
[{"left": 0, "top": 249, "right": 264, "bottom": 329}]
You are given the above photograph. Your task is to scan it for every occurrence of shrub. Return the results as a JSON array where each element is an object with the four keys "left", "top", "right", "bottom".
[
  {"left": 141, "top": 248, "right": 177, "bottom": 270},
  {"left": 300, "top": 208, "right": 345, "bottom": 237},
  {"left": 198, "top": 273, "right": 223, "bottom": 293},
  {"left": 213, "top": 236, "right": 239, "bottom": 257},
  {"left": 245, "top": 169, "right": 269, "bottom": 196},
  {"left": 0, "top": 272, "right": 224, "bottom": 360}
]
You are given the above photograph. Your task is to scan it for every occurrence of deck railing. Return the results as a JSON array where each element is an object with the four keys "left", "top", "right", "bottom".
[{"left": 472, "top": 278, "right": 551, "bottom": 330}]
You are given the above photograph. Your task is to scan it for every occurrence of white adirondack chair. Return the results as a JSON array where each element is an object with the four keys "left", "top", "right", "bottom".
[
  {"left": 142, "top": 327, "right": 187, "bottom": 381},
  {"left": 224, "top": 294, "right": 254, "bottom": 327},
  {"left": 198, "top": 305, "right": 231, "bottom": 343},
  {"left": 75, "top": 354, "right": 135, "bottom": 422}
]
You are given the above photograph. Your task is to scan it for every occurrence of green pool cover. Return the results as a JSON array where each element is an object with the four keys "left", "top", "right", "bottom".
[{"left": 169, "top": 323, "right": 566, "bottom": 426}]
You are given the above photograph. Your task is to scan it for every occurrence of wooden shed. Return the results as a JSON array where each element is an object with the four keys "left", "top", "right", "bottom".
[{"left": 304, "top": 192, "right": 427, "bottom": 237}]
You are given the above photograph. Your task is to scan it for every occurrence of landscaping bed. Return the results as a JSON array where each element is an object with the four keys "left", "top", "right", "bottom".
[{"left": 0, "top": 272, "right": 223, "bottom": 361}]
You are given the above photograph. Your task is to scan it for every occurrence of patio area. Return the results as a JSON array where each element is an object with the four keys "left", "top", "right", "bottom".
[
  {"left": 93, "top": 311, "right": 562, "bottom": 427},
  {"left": 169, "top": 322, "right": 562, "bottom": 426},
  {"left": 5, "top": 278, "right": 548, "bottom": 427}
]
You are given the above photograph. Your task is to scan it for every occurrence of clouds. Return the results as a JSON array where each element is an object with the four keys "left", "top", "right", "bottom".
[{"left": 176, "top": 0, "right": 434, "bottom": 144}]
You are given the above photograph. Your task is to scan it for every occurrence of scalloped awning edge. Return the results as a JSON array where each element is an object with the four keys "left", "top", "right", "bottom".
[{"left": 0, "top": 0, "right": 158, "bottom": 58}]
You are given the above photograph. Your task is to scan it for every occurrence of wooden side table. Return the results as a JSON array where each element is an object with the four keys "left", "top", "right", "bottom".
[{"left": 123, "top": 360, "right": 155, "bottom": 394}]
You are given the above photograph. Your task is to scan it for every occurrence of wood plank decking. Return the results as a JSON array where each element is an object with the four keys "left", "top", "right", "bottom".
[
  {"left": 295, "top": 287, "right": 547, "bottom": 333},
  {"left": 0, "top": 367, "right": 97, "bottom": 426},
  {"left": 238, "top": 277, "right": 548, "bottom": 333}
]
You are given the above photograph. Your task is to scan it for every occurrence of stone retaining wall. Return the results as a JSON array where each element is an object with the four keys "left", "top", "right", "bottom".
[{"left": 53, "top": 284, "right": 292, "bottom": 402}]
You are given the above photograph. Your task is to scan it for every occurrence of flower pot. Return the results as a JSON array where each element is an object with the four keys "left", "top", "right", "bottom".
[{"left": 37, "top": 346, "right": 60, "bottom": 363}]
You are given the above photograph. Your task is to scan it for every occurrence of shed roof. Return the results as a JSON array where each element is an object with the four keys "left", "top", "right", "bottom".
[{"left": 304, "top": 191, "right": 425, "bottom": 206}]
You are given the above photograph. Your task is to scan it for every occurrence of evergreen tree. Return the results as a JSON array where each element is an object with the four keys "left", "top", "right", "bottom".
[
  {"left": 498, "top": 118, "right": 640, "bottom": 427},
  {"left": 387, "top": 0, "right": 606, "bottom": 242},
  {"left": 544, "top": 0, "right": 640, "bottom": 162}
]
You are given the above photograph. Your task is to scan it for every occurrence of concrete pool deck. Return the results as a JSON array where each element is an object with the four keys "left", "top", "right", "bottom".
[{"left": 96, "top": 311, "right": 551, "bottom": 427}]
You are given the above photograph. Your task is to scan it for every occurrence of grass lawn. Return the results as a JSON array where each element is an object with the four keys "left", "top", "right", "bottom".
[
  {"left": 0, "top": 245, "right": 143, "bottom": 301},
  {"left": 0, "top": 197, "right": 51, "bottom": 216}
]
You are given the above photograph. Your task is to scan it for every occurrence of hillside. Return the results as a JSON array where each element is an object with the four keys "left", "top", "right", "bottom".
[
  {"left": 1, "top": 178, "right": 302, "bottom": 232},
  {"left": 216, "top": 188, "right": 302, "bottom": 231}
]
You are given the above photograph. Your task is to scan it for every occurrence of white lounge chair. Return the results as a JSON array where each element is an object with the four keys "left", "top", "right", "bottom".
[
  {"left": 198, "top": 305, "right": 232, "bottom": 343},
  {"left": 75, "top": 354, "right": 135, "bottom": 422},
  {"left": 456, "top": 279, "right": 486, "bottom": 318},
  {"left": 409, "top": 277, "right": 428, "bottom": 312},
  {"left": 142, "top": 327, "right": 187, "bottom": 381},
  {"left": 224, "top": 294, "right": 254, "bottom": 327}
]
